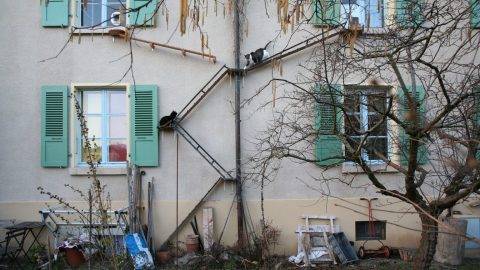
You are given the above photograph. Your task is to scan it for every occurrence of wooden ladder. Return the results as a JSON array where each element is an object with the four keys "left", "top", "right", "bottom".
[{"left": 300, "top": 215, "right": 337, "bottom": 266}]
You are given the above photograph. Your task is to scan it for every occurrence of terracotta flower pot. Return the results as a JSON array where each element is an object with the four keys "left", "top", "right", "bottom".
[
  {"left": 65, "top": 247, "right": 86, "bottom": 268},
  {"left": 156, "top": 250, "right": 171, "bottom": 263},
  {"left": 185, "top": 235, "right": 199, "bottom": 253}
]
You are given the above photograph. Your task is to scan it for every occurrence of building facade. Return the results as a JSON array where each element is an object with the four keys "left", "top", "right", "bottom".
[{"left": 1, "top": 0, "right": 480, "bottom": 257}]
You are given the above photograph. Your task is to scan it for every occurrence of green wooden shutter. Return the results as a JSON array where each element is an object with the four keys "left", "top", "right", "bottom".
[
  {"left": 474, "top": 86, "right": 480, "bottom": 160},
  {"left": 41, "top": 85, "right": 69, "bottom": 167},
  {"left": 398, "top": 85, "right": 428, "bottom": 165},
  {"left": 130, "top": 0, "right": 157, "bottom": 26},
  {"left": 312, "top": 0, "right": 340, "bottom": 27},
  {"left": 316, "top": 84, "right": 343, "bottom": 166},
  {"left": 395, "top": 0, "right": 424, "bottom": 29},
  {"left": 42, "top": 0, "right": 69, "bottom": 27},
  {"left": 130, "top": 85, "right": 158, "bottom": 166},
  {"left": 471, "top": 0, "right": 480, "bottom": 29}
]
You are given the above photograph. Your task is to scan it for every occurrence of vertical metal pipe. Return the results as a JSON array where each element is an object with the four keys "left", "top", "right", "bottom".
[
  {"left": 175, "top": 133, "right": 179, "bottom": 267},
  {"left": 233, "top": 0, "right": 245, "bottom": 249}
]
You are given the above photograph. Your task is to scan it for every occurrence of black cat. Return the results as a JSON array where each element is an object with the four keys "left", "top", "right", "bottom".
[
  {"left": 158, "top": 111, "right": 178, "bottom": 129},
  {"left": 244, "top": 41, "right": 272, "bottom": 68}
]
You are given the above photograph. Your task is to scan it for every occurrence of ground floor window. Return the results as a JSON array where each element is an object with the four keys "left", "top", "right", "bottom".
[
  {"left": 77, "top": 89, "right": 127, "bottom": 165},
  {"left": 355, "top": 220, "right": 386, "bottom": 240},
  {"left": 344, "top": 88, "right": 389, "bottom": 162},
  {"left": 41, "top": 84, "right": 158, "bottom": 170}
]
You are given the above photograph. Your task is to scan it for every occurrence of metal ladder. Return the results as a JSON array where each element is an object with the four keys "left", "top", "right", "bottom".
[
  {"left": 159, "top": 64, "right": 234, "bottom": 181},
  {"left": 176, "top": 65, "right": 230, "bottom": 123},
  {"left": 173, "top": 122, "right": 234, "bottom": 181}
]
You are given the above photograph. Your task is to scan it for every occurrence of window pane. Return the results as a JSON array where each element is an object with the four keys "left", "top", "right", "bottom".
[
  {"left": 82, "top": 0, "right": 103, "bottom": 27},
  {"left": 341, "top": 0, "right": 385, "bottom": 28},
  {"left": 345, "top": 89, "right": 388, "bottom": 162},
  {"left": 83, "top": 91, "right": 102, "bottom": 114},
  {"left": 356, "top": 221, "right": 386, "bottom": 240},
  {"left": 109, "top": 116, "right": 127, "bottom": 138},
  {"left": 368, "top": 93, "right": 386, "bottom": 113},
  {"left": 106, "top": 2, "right": 126, "bottom": 27},
  {"left": 345, "top": 92, "right": 362, "bottom": 135},
  {"left": 345, "top": 114, "right": 361, "bottom": 135},
  {"left": 108, "top": 140, "right": 127, "bottom": 162},
  {"left": 107, "top": 1, "right": 126, "bottom": 7},
  {"left": 368, "top": 0, "right": 384, "bottom": 28},
  {"left": 85, "top": 116, "right": 102, "bottom": 138},
  {"left": 344, "top": 93, "right": 361, "bottom": 113},
  {"left": 345, "top": 137, "right": 362, "bottom": 159},
  {"left": 342, "top": 1, "right": 362, "bottom": 25},
  {"left": 78, "top": 88, "right": 127, "bottom": 165},
  {"left": 82, "top": 140, "right": 102, "bottom": 163},
  {"left": 368, "top": 114, "right": 387, "bottom": 136},
  {"left": 109, "top": 92, "right": 126, "bottom": 114},
  {"left": 365, "top": 137, "right": 387, "bottom": 160}
]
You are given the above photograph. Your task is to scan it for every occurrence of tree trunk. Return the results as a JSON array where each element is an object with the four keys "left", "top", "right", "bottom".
[{"left": 414, "top": 213, "right": 439, "bottom": 270}]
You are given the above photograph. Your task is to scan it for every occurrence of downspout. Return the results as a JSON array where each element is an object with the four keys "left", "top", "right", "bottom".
[{"left": 233, "top": 0, "right": 245, "bottom": 249}]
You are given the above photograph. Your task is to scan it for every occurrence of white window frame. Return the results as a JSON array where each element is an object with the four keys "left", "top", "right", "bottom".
[
  {"left": 76, "top": 0, "right": 126, "bottom": 27},
  {"left": 342, "top": 86, "right": 399, "bottom": 173},
  {"left": 69, "top": 83, "right": 130, "bottom": 175}
]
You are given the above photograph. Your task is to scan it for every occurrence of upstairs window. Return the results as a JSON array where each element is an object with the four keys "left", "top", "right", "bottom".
[
  {"left": 341, "top": 0, "right": 386, "bottom": 28},
  {"left": 78, "top": 89, "right": 127, "bottom": 165},
  {"left": 42, "top": 0, "right": 157, "bottom": 28},
  {"left": 78, "top": 0, "right": 127, "bottom": 27},
  {"left": 344, "top": 88, "right": 389, "bottom": 162}
]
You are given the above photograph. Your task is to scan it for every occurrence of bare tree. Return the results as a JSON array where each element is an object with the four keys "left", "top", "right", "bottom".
[{"left": 246, "top": 1, "right": 480, "bottom": 269}]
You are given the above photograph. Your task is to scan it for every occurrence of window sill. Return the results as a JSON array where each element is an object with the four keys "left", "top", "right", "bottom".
[
  {"left": 342, "top": 162, "right": 398, "bottom": 174},
  {"left": 69, "top": 26, "right": 127, "bottom": 35},
  {"left": 69, "top": 166, "right": 127, "bottom": 176},
  {"left": 362, "top": 27, "right": 390, "bottom": 35},
  {"left": 341, "top": 26, "right": 390, "bottom": 36}
]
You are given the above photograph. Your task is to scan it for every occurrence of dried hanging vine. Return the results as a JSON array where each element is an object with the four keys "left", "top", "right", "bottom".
[
  {"left": 180, "top": 0, "right": 188, "bottom": 35},
  {"left": 180, "top": 0, "right": 237, "bottom": 35},
  {"left": 276, "top": 0, "right": 308, "bottom": 34}
]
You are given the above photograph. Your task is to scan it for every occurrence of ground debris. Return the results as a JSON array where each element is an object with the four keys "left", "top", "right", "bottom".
[{"left": 158, "top": 254, "right": 480, "bottom": 269}]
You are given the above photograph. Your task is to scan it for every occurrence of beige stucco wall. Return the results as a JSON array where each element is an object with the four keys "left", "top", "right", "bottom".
[
  {"left": 0, "top": 197, "right": 424, "bottom": 254},
  {"left": 1, "top": 0, "right": 480, "bottom": 256},
  {"left": 1, "top": 197, "right": 479, "bottom": 255}
]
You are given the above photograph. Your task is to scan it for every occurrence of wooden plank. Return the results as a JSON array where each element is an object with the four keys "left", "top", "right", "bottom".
[
  {"left": 160, "top": 178, "right": 223, "bottom": 249},
  {"left": 203, "top": 208, "right": 214, "bottom": 251},
  {"left": 302, "top": 215, "right": 336, "bottom": 220},
  {"left": 108, "top": 29, "right": 217, "bottom": 62},
  {"left": 300, "top": 231, "right": 311, "bottom": 266},
  {"left": 305, "top": 216, "right": 311, "bottom": 248},
  {"left": 322, "top": 230, "right": 337, "bottom": 265}
]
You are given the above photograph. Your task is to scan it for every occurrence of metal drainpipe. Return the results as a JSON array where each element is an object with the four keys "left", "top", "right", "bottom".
[{"left": 233, "top": 0, "right": 245, "bottom": 249}]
